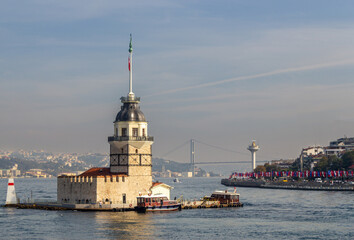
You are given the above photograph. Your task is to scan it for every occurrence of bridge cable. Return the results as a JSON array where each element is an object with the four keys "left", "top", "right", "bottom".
[
  {"left": 194, "top": 139, "right": 249, "bottom": 156},
  {"left": 160, "top": 140, "right": 190, "bottom": 158},
  {"left": 194, "top": 160, "right": 269, "bottom": 164},
  {"left": 194, "top": 139, "right": 282, "bottom": 161}
]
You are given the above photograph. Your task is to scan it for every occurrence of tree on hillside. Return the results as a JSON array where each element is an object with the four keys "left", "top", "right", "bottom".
[
  {"left": 290, "top": 158, "right": 301, "bottom": 171},
  {"left": 264, "top": 163, "right": 280, "bottom": 172},
  {"left": 341, "top": 151, "right": 354, "bottom": 170},
  {"left": 315, "top": 155, "right": 342, "bottom": 171},
  {"left": 254, "top": 165, "right": 266, "bottom": 172},
  {"left": 315, "top": 152, "right": 354, "bottom": 171},
  {"left": 314, "top": 156, "right": 329, "bottom": 171},
  {"left": 330, "top": 155, "right": 343, "bottom": 170}
]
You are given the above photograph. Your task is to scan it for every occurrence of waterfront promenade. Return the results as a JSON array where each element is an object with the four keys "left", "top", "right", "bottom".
[{"left": 221, "top": 178, "right": 354, "bottom": 191}]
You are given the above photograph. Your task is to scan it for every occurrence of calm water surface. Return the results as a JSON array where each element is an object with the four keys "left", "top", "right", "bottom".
[{"left": 0, "top": 178, "right": 353, "bottom": 239}]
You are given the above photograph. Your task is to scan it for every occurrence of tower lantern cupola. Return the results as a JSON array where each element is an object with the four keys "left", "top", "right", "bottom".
[{"left": 108, "top": 35, "right": 153, "bottom": 175}]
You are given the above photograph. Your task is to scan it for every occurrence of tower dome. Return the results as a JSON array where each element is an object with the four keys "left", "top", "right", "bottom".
[{"left": 115, "top": 101, "right": 146, "bottom": 122}]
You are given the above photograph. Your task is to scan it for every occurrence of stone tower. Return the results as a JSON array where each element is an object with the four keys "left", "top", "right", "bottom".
[
  {"left": 108, "top": 34, "right": 154, "bottom": 179},
  {"left": 57, "top": 36, "right": 155, "bottom": 206}
]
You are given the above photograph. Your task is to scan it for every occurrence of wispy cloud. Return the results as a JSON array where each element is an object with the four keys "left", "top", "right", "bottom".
[{"left": 145, "top": 59, "right": 354, "bottom": 97}]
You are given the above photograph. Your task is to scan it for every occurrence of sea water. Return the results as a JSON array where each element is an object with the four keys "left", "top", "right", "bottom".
[{"left": 0, "top": 178, "right": 353, "bottom": 240}]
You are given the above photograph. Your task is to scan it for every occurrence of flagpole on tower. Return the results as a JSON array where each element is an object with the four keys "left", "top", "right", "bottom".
[{"left": 128, "top": 34, "right": 134, "bottom": 99}]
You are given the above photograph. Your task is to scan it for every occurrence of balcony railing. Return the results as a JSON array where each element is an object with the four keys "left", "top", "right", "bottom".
[
  {"left": 108, "top": 136, "right": 154, "bottom": 142},
  {"left": 120, "top": 96, "right": 140, "bottom": 102}
]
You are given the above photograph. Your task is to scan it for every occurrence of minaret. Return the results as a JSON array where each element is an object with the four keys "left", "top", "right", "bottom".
[
  {"left": 248, "top": 140, "right": 259, "bottom": 170},
  {"left": 108, "top": 35, "right": 154, "bottom": 179}
]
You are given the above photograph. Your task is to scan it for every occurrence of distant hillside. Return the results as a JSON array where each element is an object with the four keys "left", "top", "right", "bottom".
[
  {"left": 0, "top": 157, "right": 87, "bottom": 176},
  {"left": 0, "top": 155, "right": 193, "bottom": 176},
  {"left": 152, "top": 158, "right": 191, "bottom": 173}
]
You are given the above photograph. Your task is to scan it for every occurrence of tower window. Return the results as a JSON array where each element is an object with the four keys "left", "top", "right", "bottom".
[
  {"left": 122, "top": 194, "right": 126, "bottom": 204},
  {"left": 135, "top": 149, "right": 138, "bottom": 153},
  {"left": 122, "top": 128, "right": 127, "bottom": 137},
  {"left": 142, "top": 128, "right": 145, "bottom": 137},
  {"left": 133, "top": 128, "right": 138, "bottom": 137}
]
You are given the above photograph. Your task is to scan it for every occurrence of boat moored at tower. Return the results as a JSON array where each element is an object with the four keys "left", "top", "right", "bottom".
[{"left": 135, "top": 194, "right": 182, "bottom": 213}]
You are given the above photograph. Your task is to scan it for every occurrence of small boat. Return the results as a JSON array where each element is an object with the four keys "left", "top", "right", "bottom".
[
  {"left": 135, "top": 194, "right": 182, "bottom": 213},
  {"left": 173, "top": 178, "right": 181, "bottom": 183},
  {"left": 203, "top": 189, "right": 241, "bottom": 205}
]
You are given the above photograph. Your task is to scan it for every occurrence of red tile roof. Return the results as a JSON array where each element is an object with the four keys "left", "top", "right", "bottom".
[
  {"left": 78, "top": 167, "right": 127, "bottom": 177},
  {"left": 150, "top": 182, "right": 173, "bottom": 189},
  {"left": 151, "top": 182, "right": 163, "bottom": 188}
]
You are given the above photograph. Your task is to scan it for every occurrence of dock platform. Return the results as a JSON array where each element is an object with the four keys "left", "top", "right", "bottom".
[
  {"left": 2, "top": 203, "right": 135, "bottom": 212},
  {"left": 181, "top": 199, "right": 243, "bottom": 209},
  {"left": 3, "top": 200, "right": 243, "bottom": 211}
]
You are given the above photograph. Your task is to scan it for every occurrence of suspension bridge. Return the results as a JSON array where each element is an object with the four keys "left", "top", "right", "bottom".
[{"left": 160, "top": 139, "right": 271, "bottom": 176}]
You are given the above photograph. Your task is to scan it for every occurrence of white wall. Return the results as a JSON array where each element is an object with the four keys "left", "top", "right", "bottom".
[{"left": 151, "top": 185, "right": 171, "bottom": 200}]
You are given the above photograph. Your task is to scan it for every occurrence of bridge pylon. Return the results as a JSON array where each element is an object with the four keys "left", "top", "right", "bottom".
[{"left": 190, "top": 139, "right": 195, "bottom": 177}]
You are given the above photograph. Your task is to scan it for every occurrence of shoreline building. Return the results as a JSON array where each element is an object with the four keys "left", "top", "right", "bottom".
[
  {"left": 325, "top": 137, "right": 354, "bottom": 156},
  {"left": 57, "top": 36, "right": 157, "bottom": 206}
]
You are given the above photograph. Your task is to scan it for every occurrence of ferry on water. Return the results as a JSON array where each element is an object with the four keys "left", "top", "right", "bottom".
[
  {"left": 135, "top": 194, "right": 182, "bottom": 213},
  {"left": 203, "top": 189, "right": 241, "bottom": 206}
]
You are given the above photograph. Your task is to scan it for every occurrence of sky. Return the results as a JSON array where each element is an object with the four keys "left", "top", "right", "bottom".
[{"left": 1, "top": 0, "right": 354, "bottom": 172}]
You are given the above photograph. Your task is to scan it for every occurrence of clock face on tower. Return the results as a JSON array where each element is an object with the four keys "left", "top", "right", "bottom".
[
  {"left": 119, "top": 155, "right": 128, "bottom": 165},
  {"left": 141, "top": 155, "right": 151, "bottom": 165},
  {"left": 131, "top": 156, "right": 139, "bottom": 165},
  {"left": 110, "top": 156, "right": 118, "bottom": 165}
]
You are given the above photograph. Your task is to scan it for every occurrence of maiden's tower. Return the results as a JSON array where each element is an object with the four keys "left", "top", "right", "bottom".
[{"left": 57, "top": 36, "right": 154, "bottom": 207}]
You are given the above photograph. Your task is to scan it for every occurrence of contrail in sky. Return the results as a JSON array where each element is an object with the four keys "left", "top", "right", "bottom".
[{"left": 144, "top": 59, "right": 354, "bottom": 97}]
